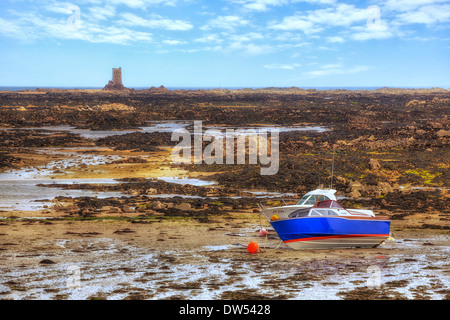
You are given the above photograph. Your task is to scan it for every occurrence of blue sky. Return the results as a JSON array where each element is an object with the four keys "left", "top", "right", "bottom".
[{"left": 0, "top": 0, "right": 449, "bottom": 88}]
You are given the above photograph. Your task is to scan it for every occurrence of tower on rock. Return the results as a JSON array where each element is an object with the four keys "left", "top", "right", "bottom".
[{"left": 103, "top": 67, "right": 127, "bottom": 90}]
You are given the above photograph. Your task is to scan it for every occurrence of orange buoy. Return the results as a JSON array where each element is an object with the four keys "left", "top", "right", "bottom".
[
  {"left": 247, "top": 242, "right": 260, "bottom": 254},
  {"left": 270, "top": 214, "right": 279, "bottom": 221}
]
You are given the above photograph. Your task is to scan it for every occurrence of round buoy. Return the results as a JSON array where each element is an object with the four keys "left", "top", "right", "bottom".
[
  {"left": 270, "top": 214, "right": 279, "bottom": 221},
  {"left": 247, "top": 242, "right": 260, "bottom": 253},
  {"left": 259, "top": 228, "right": 267, "bottom": 236}
]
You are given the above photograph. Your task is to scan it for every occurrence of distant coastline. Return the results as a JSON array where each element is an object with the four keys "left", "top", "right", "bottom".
[{"left": 1, "top": 86, "right": 449, "bottom": 92}]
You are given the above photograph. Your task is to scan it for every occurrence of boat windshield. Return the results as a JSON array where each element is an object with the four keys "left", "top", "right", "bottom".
[
  {"left": 288, "top": 208, "right": 311, "bottom": 218},
  {"left": 296, "top": 194, "right": 330, "bottom": 206}
]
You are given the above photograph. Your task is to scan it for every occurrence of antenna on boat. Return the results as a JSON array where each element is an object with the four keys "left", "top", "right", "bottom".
[{"left": 330, "top": 145, "right": 336, "bottom": 190}]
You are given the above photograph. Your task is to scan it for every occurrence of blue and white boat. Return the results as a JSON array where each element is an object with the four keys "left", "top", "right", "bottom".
[
  {"left": 270, "top": 200, "right": 391, "bottom": 249},
  {"left": 259, "top": 188, "right": 374, "bottom": 221}
]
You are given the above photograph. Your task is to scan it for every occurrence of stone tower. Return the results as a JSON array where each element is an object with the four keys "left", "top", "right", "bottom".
[
  {"left": 103, "top": 67, "right": 126, "bottom": 90},
  {"left": 112, "top": 67, "right": 122, "bottom": 86}
]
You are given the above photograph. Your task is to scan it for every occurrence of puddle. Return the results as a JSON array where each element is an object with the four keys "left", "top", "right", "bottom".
[
  {"left": 1, "top": 122, "right": 328, "bottom": 139},
  {"left": 156, "top": 176, "right": 216, "bottom": 186},
  {"left": 1, "top": 121, "right": 192, "bottom": 139},
  {"left": 203, "top": 245, "right": 235, "bottom": 251},
  {"left": 0, "top": 179, "right": 125, "bottom": 211},
  {"left": 0, "top": 147, "right": 127, "bottom": 211}
]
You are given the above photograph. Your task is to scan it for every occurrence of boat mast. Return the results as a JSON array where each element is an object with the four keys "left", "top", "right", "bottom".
[{"left": 330, "top": 146, "right": 336, "bottom": 189}]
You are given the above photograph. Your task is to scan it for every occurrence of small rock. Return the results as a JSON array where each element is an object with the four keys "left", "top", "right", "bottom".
[
  {"left": 349, "top": 190, "right": 361, "bottom": 199},
  {"left": 175, "top": 202, "right": 191, "bottom": 211},
  {"left": 369, "top": 158, "right": 381, "bottom": 171},
  {"left": 40, "top": 259, "right": 56, "bottom": 265},
  {"left": 121, "top": 205, "right": 133, "bottom": 213},
  {"left": 151, "top": 201, "right": 165, "bottom": 210},
  {"left": 436, "top": 129, "right": 450, "bottom": 137}
]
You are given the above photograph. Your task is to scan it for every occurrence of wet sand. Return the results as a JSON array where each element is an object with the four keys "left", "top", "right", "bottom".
[{"left": 0, "top": 213, "right": 448, "bottom": 300}]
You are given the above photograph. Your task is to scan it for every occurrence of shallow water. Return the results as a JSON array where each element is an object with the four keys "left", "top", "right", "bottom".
[
  {"left": 0, "top": 148, "right": 126, "bottom": 211},
  {"left": 1, "top": 121, "right": 328, "bottom": 139},
  {"left": 1, "top": 121, "right": 192, "bottom": 139},
  {"left": 156, "top": 176, "right": 216, "bottom": 186},
  {"left": 0, "top": 179, "right": 124, "bottom": 211},
  {"left": 0, "top": 235, "right": 448, "bottom": 300}
]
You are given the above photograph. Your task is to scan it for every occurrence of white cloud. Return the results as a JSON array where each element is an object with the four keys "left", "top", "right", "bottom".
[
  {"left": 383, "top": 0, "right": 449, "bottom": 12},
  {"left": 228, "top": 32, "right": 264, "bottom": 42},
  {"left": 394, "top": 4, "right": 450, "bottom": 25},
  {"left": 229, "top": 0, "right": 337, "bottom": 12},
  {"left": 162, "top": 39, "right": 187, "bottom": 45},
  {"left": 87, "top": 5, "right": 116, "bottom": 21},
  {"left": 201, "top": 15, "right": 250, "bottom": 30},
  {"left": 230, "top": 0, "right": 289, "bottom": 12},
  {"left": 326, "top": 35, "right": 345, "bottom": 43},
  {"left": 118, "top": 12, "right": 193, "bottom": 30},
  {"left": 194, "top": 33, "right": 224, "bottom": 43},
  {"left": 227, "top": 42, "right": 275, "bottom": 55},
  {"left": 0, "top": 17, "right": 31, "bottom": 40},
  {"left": 109, "top": 0, "right": 178, "bottom": 8},
  {"left": 269, "top": 4, "right": 374, "bottom": 34},
  {"left": 0, "top": 11, "right": 153, "bottom": 45},
  {"left": 303, "top": 64, "right": 372, "bottom": 77},
  {"left": 264, "top": 63, "right": 301, "bottom": 69},
  {"left": 350, "top": 20, "right": 395, "bottom": 40}
]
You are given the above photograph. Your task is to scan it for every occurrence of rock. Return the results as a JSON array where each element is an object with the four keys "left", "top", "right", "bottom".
[
  {"left": 40, "top": 259, "right": 56, "bottom": 265},
  {"left": 151, "top": 201, "right": 165, "bottom": 210},
  {"left": 121, "top": 205, "right": 133, "bottom": 213},
  {"left": 349, "top": 190, "right": 361, "bottom": 199},
  {"left": 109, "top": 207, "right": 122, "bottom": 213},
  {"left": 175, "top": 202, "right": 191, "bottom": 211},
  {"left": 377, "top": 182, "right": 393, "bottom": 194},
  {"left": 146, "top": 188, "right": 157, "bottom": 195},
  {"left": 350, "top": 181, "right": 363, "bottom": 191},
  {"left": 436, "top": 129, "right": 450, "bottom": 137},
  {"left": 335, "top": 176, "right": 347, "bottom": 185},
  {"left": 430, "top": 122, "right": 443, "bottom": 129},
  {"left": 369, "top": 158, "right": 381, "bottom": 171}
]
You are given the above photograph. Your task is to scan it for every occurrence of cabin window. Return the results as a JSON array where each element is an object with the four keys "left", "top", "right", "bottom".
[
  {"left": 308, "top": 209, "right": 338, "bottom": 216},
  {"left": 288, "top": 208, "right": 310, "bottom": 218},
  {"left": 308, "top": 209, "right": 322, "bottom": 216}
]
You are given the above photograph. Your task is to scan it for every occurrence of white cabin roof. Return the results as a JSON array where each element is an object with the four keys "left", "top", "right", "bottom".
[{"left": 304, "top": 189, "right": 337, "bottom": 200}]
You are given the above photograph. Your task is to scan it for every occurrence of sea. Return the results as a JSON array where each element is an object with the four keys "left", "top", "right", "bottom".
[{"left": 0, "top": 86, "right": 445, "bottom": 92}]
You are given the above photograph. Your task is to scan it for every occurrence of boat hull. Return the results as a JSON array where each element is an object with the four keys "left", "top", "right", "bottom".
[{"left": 270, "top": 216, "right": 390, "bottom": 249}]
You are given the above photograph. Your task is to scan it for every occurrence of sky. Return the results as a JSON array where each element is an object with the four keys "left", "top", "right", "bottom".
[{"left": 0, "top": 0, "right": 449, "bottom": 88}]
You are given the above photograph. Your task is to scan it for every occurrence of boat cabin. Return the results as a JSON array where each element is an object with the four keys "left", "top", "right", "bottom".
[{"left": 289, "top": 200, "right": 354, "bottom": 218}]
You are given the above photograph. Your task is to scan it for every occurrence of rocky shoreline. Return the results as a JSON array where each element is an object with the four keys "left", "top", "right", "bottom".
[{"left": 0, "top": 88, "right": 448, "bottom": 300}]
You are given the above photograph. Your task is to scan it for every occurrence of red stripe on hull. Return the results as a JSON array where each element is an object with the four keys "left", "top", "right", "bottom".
[{"left": 284, "top": 234, "right": 390, "bottom": 243}]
